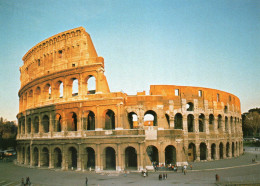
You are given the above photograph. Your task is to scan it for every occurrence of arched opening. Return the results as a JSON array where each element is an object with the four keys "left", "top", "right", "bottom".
[
  {"left": 87, "top": 76, "right": 96, "bottom": 94},
  {"left": 54, "top": 148, "right": 62, "bottom": 168},
  {"left": 200, "top": 143, "right": 207, "bottom": 160},
  {"left": 174, "top": 113, "right": 183, "bottom": 129},
  {"left": 42, "top": 115, "right": 50, "bottom": 133},
  {"left": 87, "top": 111, "right": 95, "bottom": 130},
  {"left": 199, "top": 114, "right": 205, "bottom": 132},
  {"left": 209, "top": 114, "right": 214, "bottom": 131},
  {"left": 54, "top": 114, "right": 62, "bottom": 132},
  {"left": 125, "top": 147, "right": 137, "bottom": 170},
  {"left": 34, "top": 116, "right": 39, "bottom": 133},
  {"left": 219, "top": 142, "right": 224, "bottom": 159},
  {"left": 26, "top": 147, "right": 30, "bottom": 165},
  {"left": 27, "top": 118, "right": 31, "bottom": 134},
  {"left": 85, "top": 147, "right": 95, "bottom": 170},
  {"left": 68, "top": 147, "right": 77, "bottom": 169},
  {"left": 146, "top": 145, "right": 159, "bottom": 165},
  {"left": 232, "top": 142, "right": 235, "bottom": 157},
  {"left": 188, "top": 143, "right": 196, "bottom": 162},
  {"left": 105, "top": 147, "right": 116, "bottom": 170},
  {"left": 230, "top": 116, "right": 233, "bottom": 131},
  {"left": 28, "top": 90, "right": 33, "bottom": 107},
  {"left": 128, "top": 112, "right": 138, "bottom": 129},
  {"left": 226, "top": 142, "right": 230, "bottom": 157},
  {"left": 21, "top": 118, "right": 25, "bottom": 134},
  {"left": 59, "top": 81, "right": 63, "bottom": 98},
  {"left": 72, "top": 79, "right": 78, "bottom": 96},
  {"left": 22, "top": 147, "right": 25, "bottom": 164},
  {"left": 144, "top": 110, "right": 157, "bottom": 126},
  {"left": 224, "top": 106, "right": 228, "bottom": 113},
  {"left": 225, "top": 116, "right": 228, "bottom": 131},
  {"left": 188, "top": 114, "right": 194, "bottom": 132},
  {"left": 42, "top": 147, "right": 49, "bottom": 167},
  {"left": 165, "top": 114, "right": 170, "bottom": 126},
  {"left": 186, "top": 102, "right": 194, "bottom": 111},
  {"left": 211, "top": 144, "right": 216, "bottom": 160},
  {"left": 33, "top": 147, "right": 39, "bottom": 166},
  {"left": 105, "top": 110, "right": 115, "bottom": 130},
  {"left": 44, "top": 84, "right": 51, "bottom": 100},
  {"left": 68, "top": 112, "right": 77, "bottom": 131},
  {"left": 35, "top": 87, "right": 41, "bottom": 104},
  {"left": 165, "top": 145, "right": 176, "bottom": 165},
  {"left": 23, "top": 93, "right": 27, "bottom": 110},
  {"left": 218, "top": 115, "right": 222, "bottom": 129}
]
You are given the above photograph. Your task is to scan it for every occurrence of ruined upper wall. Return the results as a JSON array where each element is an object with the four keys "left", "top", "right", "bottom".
[
  {"left": 149, "top": 85, "right": 241, "bottom": 113},
  {"left": 20, "top": 27, "right": 104, "bottom": 88}
]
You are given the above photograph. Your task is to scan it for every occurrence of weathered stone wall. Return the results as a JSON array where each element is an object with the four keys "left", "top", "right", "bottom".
[{"left": 17, "top": 27, "right": 243, "bottom": 172}]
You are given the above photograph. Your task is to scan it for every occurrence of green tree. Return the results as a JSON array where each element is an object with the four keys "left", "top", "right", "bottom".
[{"left": 244, "top": 111, "right": 260, "bottom": 137}]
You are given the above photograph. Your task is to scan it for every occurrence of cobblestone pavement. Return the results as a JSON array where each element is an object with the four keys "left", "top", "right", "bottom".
[{"left": 0, "top": 149, "right": 260, "bottom": 186}]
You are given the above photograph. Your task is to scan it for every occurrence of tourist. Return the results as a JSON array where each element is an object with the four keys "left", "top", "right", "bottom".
[
  {"left": 159, "top": 174, "right": 162, "bottom": 180},
  {"left": 190, "top": 164, "right": 193, "bottom": 170},
  {"left": 26, "top": 177, "right": 31, "bottom": 186},
  {"left": 20, "top": 178, "right": 25, "bottom": 186},
  {"left": 85, "top": 176, "right": 88, "bottom": 186},
  {"left": 215, "top": 174, "right": 219, "bottom": 182}
]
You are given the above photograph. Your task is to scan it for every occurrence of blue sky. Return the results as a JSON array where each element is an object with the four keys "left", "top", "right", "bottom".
[{"left": 0, "top": 0, "right": 259, "bottom": 121}]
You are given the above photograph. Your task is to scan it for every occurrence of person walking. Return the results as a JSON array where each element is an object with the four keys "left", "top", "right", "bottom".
[
  {"left": 184, "top": 169, "right": 187, "bottom": 175},
  {"left": 190, "top": 164, "right": 193, "bottom": 170},
  {"left": 26, "top": 177, "right": 31, "bottom": 186},
  {"left": 85, "top": 176, "right": 88, "bottom": 186},
  {"left": 20, "top": 178, "right": 25, "bottom": 186}
]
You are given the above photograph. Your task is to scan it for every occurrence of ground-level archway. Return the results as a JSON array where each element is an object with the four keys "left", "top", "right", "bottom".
[
  {"left": 219, "top": 143, "right": 224, "bottom": 159},
  {"left": 105, "top": 147, "right": 116, "bottom": 170},
  {"left": 211, "top": 144, "right": 216, "bottom": 160},
  {"left": 41, "top": 147, "right": 49, "bottom": 167},
  {"left": 200, "top": 143, "right": 207, "bottom": 160},
  {"left": 146, "top": 145, "right": 159, "bottom": 165},
  {"left": 125, "top": 146, "right": 137, "bottom": 170},
  {"left": 33, "top": 147, "right": 39, "bottom": 166},
  {"left": 54, "top": 148, "right": 62, "bottom": 168},
  {"left": 188, "top": 143, "right": 196, "bottom": 162},
  {"left": 85, "top": 147, "right": 95, "bottom": 170},
  {"left": 68, "top": 147, "right": 77, "bottom": 169},
  {"left": 165, "top": 145, "right": 176, "bottom": 164}
]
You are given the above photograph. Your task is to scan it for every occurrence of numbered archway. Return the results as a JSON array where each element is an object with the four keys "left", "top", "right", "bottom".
[
  {"left": 68, "top": 147, "right": 77, "bottom": 169},
  {"left": 219, "top": 143, "right": 224, "bottom": 159},
  {"left": 211, "top": 144, "right": 216, "bottom": 160},
  {"left": 125, "top": 146, "right": 137, "bottom": 170},
  {"left": 41, "top": 147, "right": 49, "bottom": 167},
  {"left": 200, "top": 143, "right": 207, "bottom": 160},
  {"left": 85, "top": 147, "right": 95, "bottom": 169},
  {"left": 165, "top": 145, "right": 176, "bottom": 164},
  {"left": 33, "top": 147, "right": 39, "bottom": 166},
  {"left": 188, "top": 143, "right": 196, "bottom": 162}
]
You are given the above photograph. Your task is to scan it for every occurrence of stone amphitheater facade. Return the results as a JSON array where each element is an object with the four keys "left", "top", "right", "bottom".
[{"left": 17, "top": 27, "right": 243, "bottom": 172}]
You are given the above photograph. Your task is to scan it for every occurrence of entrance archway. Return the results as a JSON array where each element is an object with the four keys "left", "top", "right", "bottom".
[
  {"left": 105, "top": 147, "right": 116, "bottom": 170},
  {"left": 200, "top": 143, "right": 207, "bottom": 160},
  {"left": 42, "top": 147, "right": 49, "bottom": 167},
  {"left": 219, "top": 143, "right": 223, "bottom": 159},
  {"left": 54, "top": 148, "right": 62, "bottom": 168},
  {"left": 125, "top": 147, "right": 137, "bottom": 170},
  {"left": 33, "top": 147, "right": 38, "bottom": 166},
  {"left": 165, "top": 145, "right": 176, "bottom": 164},
  {"left": 146, "top": 145, "right": 159, "bottom": 165},
  {"left": 211, "top": 144, "right": 216, "bottom": 160},
  {"left": 232, "top": 142, "right": 235, "bottom": 157},
  {"left": 26, "top": 147, "right": 30, "bottom": 165},
  {"left": 226, "top": 142, "right": 230, "bottom": 157},
  {"left": 188, "top": 143, "right": 196, "bottom": 161},
  {"left": 85, "top": 147, "right": 95, "bottom": 169},
  {"left": 68, "top": 147, "right": 77, "bottom": 169}
]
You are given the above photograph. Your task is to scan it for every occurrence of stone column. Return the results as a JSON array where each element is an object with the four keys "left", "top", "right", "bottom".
[
  {"left": 49, "top": 150, "right": 54, "bottom": 168},
  {"left": 30, "top": 144, "right": 33, "bottom": 166},
  {"left": 207, "top": 144, "right": 211, "bottom": 161},
  {"left": 96, "top": 144, "right": 101, "bottom": 171},
  {"left": 159, "top": 142, "right": 165, "bottom": 165},
  {"left": 116, "top": 144, "right": 122, "bottom": 171},
  {"left": 196, "top": 143, "right": 200, "bottom": 161},
  {"left": 215, "top": 144, "right": 219, "bottom": 160},
  {"left": 194, "top": 114, "right": 199, "bottom": 133},
  {"left": 138, "top": 142, "right": 144, "bottom": 171},
  {"left": 38, "top": 147, "right": 41, "bottom": 167},
  {"left": 95, "top": 107, "right": 102, "bottom": 131},
  {"left": 77, "top": 144, "right": 82, "bottom": 170},
  {"left": 182, "top": 115, "right": 188, "bottom": 133},
  {"left": 205, "top": 115, "right": 209, "bottom": 134}
]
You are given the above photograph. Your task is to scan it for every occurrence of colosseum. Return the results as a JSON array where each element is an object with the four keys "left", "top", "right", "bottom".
[{"left": 16, "top": 27, "right": 243, "bottom": 172}]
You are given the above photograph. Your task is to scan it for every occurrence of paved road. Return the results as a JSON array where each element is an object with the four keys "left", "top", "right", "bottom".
[{"left": 0, "top": 149, "right": 260, "bottom": 186}]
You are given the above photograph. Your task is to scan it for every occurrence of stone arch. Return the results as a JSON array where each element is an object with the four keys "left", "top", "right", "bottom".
[
  {"left": 125, "top": 146, "right": 137, "bottom": 170},
  {"left": 200, "top": 143, "right": 207, "bottom": 160},
  {"left": 218, "top": 115, "right": 222, "bottom": 129},
  {"left": 67, "top": 112, "right": 78, "bottom": 131},
  {"left": 186, "top": 102, "right": 194, "bottom": 111},
  {"left": 165, "top": 114, "right": 170, "bottom": 126},
  {"left": 41, "top": 147, "right": 49, "bottom": 167},
  {"left": 42, "top": 115, "right": 50, "bottom": 133},
  {"left": 68, "top": 146, "right": 77, "bottom": 169},
  {"left": 43, "top": 83, "right": 51, "bottom": 100},
  {"left": 28, "top": 89, "right": 33, "bottom": 107},
  {"left": 165, "top": 145, "right": 176, "bottom": 164},
  {"left": 209, "top": 114, "right": 214, "bottom": 131},
  {"left": 144, "top": 110, "right": 157, "bottom": 126},
  {"left": 53, "top": 147, "right": 62, "bottom": 168},
  {"left": 232, "top": 142, "right": 235, "bottom": 157},
  {"left": 128, "top": 112, "right": 138, "bottom": 129},
  {"left": 211, "top": 143, "right": 216, "bottom": 160},
  {"left": 230, "top": 116, "right": 233, "bottom": 131},
  {"left": 22, "top": 147, "right": 25, "bottom": 164},
  {"left": 54, "top": 80, "right": 63, "bottom": 98},
  {"left": 85, "top": 147, "right": 95, "bottom": 170},
  {"left": 72, "top": 78, "right": 78, "bottom": 96},
  {"left": 33, "top": 147, "right": 39, "bottom": 166},
  {"left": 86, "top": 75, "right": 96, "bottom": 94},
  {"left": 187, "top": 114, "right": 194, "bottom": 132},
  {"left": 104, "top": 147, "right": 116, "bottom": 170},
  {"left": 104, "top": 109, "right": 115, "bottom": 130},
  {"left": 23, "top": 92, "right": 27, "bottom": 110},
  {"left": 226, "top": 142, "right": 230, "bottom": 157},
  {"left": 219, "top": 142, "right": 224, "bottom": 159},
  {"left": 54, "top": 114, "right": 62, "bottom": 132},
  {"left": 225, "top": 116, "right": 228, "bottom": 131},
  {"left": 87, "top": 111, "right": 95, "bottom": 130},
  {"left": 146, "top": 145, "right": 159, "bottom": 165},
  {"left": 27, "top": 117, "right": 31, "bottom": 134},
  {"left": 33, "top": 116, "right": 39, "bottom": 133},
  {"left": 199, "top": 114, "right": 205, "bottom": 132},
  {"left": 174, "top": 113, "right": 183, "bottom": 129},
  {"left": 34, "top": 87, "right": 41, "bottom": 104},
  {"left": 188, "top": 143, "right": 196, "bottom": 162},
  {"left": 26, "top": 146, "right": 30, "bottom": 165}
]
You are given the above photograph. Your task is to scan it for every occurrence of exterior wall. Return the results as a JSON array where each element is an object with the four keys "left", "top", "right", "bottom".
[{"left": 17, "top": 27, "right": 243, "bottom": 172}]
